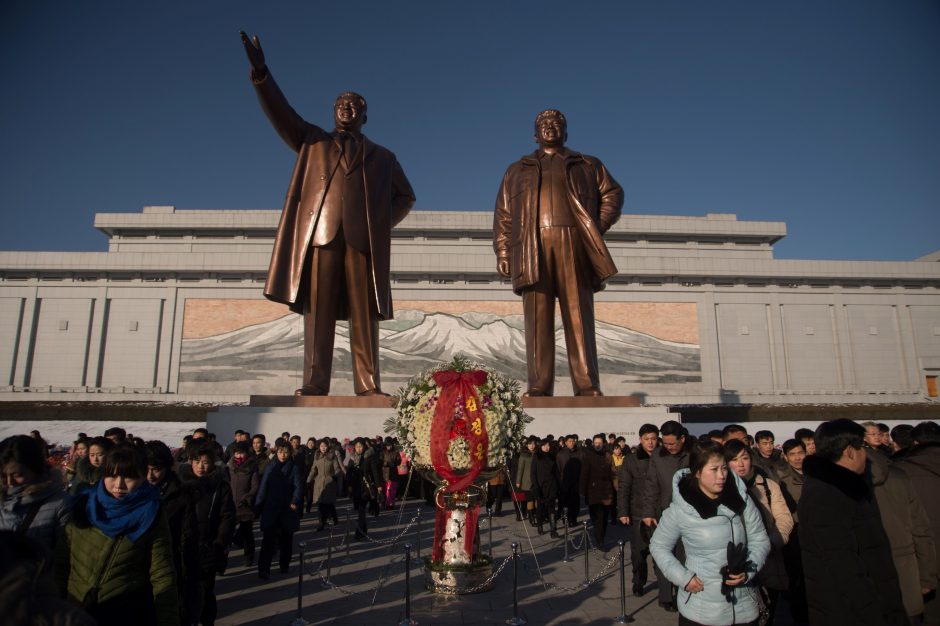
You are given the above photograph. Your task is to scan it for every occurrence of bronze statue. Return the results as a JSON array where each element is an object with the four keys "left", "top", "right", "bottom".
[
  {"left": 493, "top": 110, "right": 623, "bottom": 396},
  {"left": 241, "top": 32, "right": 416, "bottom": 396}
]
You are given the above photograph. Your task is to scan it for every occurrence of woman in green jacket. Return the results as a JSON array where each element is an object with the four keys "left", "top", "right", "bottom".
[{"left": 56, "top": 444, "right": 179, "bottom": 626}]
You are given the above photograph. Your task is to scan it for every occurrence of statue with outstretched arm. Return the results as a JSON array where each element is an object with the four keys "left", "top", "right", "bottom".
[{"left": 240, "top": 31, "right": 416, "bottom": 396}]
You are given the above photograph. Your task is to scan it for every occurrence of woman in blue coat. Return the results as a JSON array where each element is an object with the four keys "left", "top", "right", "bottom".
[{"left": 650, "top": 440, "right": 770, "bottom": 626}]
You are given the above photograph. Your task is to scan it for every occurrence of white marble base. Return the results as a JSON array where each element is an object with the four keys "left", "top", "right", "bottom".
[{"left": 207, "top": 405, "right": 674, "bottom": 441}]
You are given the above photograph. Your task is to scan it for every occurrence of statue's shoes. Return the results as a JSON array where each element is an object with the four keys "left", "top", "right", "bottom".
[
  {"left": 523, "top": 388, "right": 547, "bottom": 397},
  {"left": 294, "top": 386, "right": 327, "bottom": 396},
  {"left": 357, "top": 388, "right": 390, "bottom": 397},
  {"left": 576, "top": 387, "right": 604, "bottom": 397}
]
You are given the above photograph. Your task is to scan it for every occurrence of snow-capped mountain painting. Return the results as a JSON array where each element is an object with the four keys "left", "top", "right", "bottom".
[{"left": 178, "top": 307, "right": 701, "bottom": 395}]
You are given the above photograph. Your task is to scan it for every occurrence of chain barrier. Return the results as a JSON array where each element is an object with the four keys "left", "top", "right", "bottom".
[
  {"left": 370, "top": 468, "right": 417, "bottom": 607},
  {"left": 538, "top": 550, "right": 620, "bottom": 592},
  {"left": 567, "top": 529, "right": 585, "bottom": 551},
  {"left": 425, "top": 555, "right": 514, "bottom": 595},
  {"left": 582, "top": 530, "right": 618, "bottom": 563},
  {"left": 297, "top": 465, "right": 626, "bottom": 601},
  {"left": 359, "top": 513, "right": 420, "bottom": 545},
  {"left": 504, "top": 467, "right": 629, "bottom": 593},
  {"left": 306, "top": 552, "right": 407, "bottom": 597},
  {"left": 295, "top": 469, "right": 422, "bottom": 600}
]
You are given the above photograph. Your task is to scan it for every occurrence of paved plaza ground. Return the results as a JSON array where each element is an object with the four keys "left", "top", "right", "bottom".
[{"left": 215, "top": 495, "right": 798, "bottom": 626}]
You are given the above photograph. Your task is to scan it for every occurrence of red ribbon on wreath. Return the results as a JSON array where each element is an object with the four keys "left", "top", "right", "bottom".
[
  {"left": 430, "top": 369, "right": 489, "bottom": 561},
  {"left": 430, "top": 369, "right": 489, "bottom": 492}
]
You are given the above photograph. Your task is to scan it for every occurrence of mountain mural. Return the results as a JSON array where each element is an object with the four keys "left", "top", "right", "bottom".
[{"left": 178, "top": 309, "right": 701, "bottom": 395}]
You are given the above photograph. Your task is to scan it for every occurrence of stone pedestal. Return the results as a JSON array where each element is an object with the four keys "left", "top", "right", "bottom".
[
  {"left": 209, "top": 396, "right": 672, "bottom": 440},
  {"left": 249, "top": 395, "right": 396, "bottom": 408}
]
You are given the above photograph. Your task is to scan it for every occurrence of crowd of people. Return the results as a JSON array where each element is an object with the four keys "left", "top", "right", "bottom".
[
  {"left": 1, "top": 418, "right": 938, "bottom": 626},
  {"left": 502, "top": 420, "right": 940, "bottom": 625}
]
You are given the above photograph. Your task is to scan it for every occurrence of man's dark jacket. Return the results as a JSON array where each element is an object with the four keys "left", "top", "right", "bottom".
[
  {"left": 226, "top": 456, "right": 260, "bottom": 523},
  {"left": 531, "top": 449, "right": 560, "bottom": 503},
  {"left": 638, "top": 446, "right": 690, "bottom": 520},
  {"left": 617, "top": 446, "right": 653, "bottom": 519},
  {"left": 157, "top": 470, "right": 201, "bottom": 624},
  {"left": 555, "top": 447, "right": 582, "bottom": 495},
  {"left": 580, "top": 446, "right": 614, "bottom": 505},
  {"left": 256, "top": 457, "right": 304, "bottom": 533},
  {"left": 798, "top": 454, "right": 908, "bottom": 626},
  {"left": 897, "top": 442, "right": 940, "bottom": 599},
  {"left": 751, "top": 448, "right": 787, "bottom": 482},
  {"left": 179, "top": 465, "right": 236, "bottom": 576}
]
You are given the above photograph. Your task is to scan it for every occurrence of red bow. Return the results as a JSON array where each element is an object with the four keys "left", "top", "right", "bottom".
[{"left": 429, "top": 370, "right": 489, "bottom": 493}]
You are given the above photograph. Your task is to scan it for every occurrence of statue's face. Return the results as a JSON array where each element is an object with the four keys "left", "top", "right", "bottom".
[
  {"left": 535, "top": 114, "right": 566, "bottom": 148},
  {"left": 334, "top": 95, "right": 366, "bottom": 131}
]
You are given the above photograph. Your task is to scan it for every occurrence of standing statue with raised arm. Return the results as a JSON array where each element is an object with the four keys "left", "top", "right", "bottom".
[
  {"left": 493, "top": 110, "right": 623, "bottom": 397},
  {"left": 240, "top": 32, "right": 416, "bottom": 396}
]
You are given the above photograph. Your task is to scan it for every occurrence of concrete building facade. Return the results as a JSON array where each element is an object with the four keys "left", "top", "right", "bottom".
[{"left": 1, "top": 205, "right": 939, "bottom": 408}]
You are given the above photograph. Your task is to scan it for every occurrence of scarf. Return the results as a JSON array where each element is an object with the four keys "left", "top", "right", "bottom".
[
  {"left": 741, "top": 467, "right": 756, "bottom": 487},
  {"left": 86, "top": 480, "right": 161, "bottom": 542}
]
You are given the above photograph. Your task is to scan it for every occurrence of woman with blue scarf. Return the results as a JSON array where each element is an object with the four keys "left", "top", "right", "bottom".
[{"left": 56, "top": 444, "right": 179, "bottom": 626}]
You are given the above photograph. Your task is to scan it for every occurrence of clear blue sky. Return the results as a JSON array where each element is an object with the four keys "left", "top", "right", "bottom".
[{"left": 1, "top": 0, "right": 938, "bottom": 261}]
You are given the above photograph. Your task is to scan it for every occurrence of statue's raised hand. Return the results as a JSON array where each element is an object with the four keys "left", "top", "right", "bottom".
[{"left": 239, "top": 31, "right": 266, "bottom": 73}]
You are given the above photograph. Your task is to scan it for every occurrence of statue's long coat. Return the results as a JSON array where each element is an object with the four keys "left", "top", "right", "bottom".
[{"left": 253, "top": 71, "right": 415, "bottom": 319}]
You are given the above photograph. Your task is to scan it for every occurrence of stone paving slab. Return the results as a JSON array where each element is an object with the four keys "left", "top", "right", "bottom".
[{"left": 215, "top": 498, "right": 797, "bottom": 626}]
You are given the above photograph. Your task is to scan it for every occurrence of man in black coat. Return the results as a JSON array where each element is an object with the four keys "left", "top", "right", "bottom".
[
  {"left": 345, "top": 438, "right": 384, "bottom": 540},
  {"left": 531, "top": 439, "right": 560, "bottom": 537},
  {"left": 180, "top": 442, "right": 236, "bottom": 626},
  {"left": 145, "top": 441, "right": 201, "bottom": 626},
  {"left": 898, "top": 422, "right": 940, "bottom": 625},
  {"left": 555, "top": 435, "right": 582, "bottom": 527},
  {"left": 639, "top": 420, "right": 689, "bottom": 612},
  {"left": 580, "top": 434, "right": 615, "bottom": 550},
  {"left": 799, "top": 419, "right": 908, "bottom": 626},
  {"left": 617, "top": 423, "right": 659, "bottom": 596}
]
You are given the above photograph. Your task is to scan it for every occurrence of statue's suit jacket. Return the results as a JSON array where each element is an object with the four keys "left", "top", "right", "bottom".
[
  {"left": 493, "top": 150, "right": 623, "bottom": 295},
  {"left": 252, "top": 70, "right": 415, "bottom": 319}
]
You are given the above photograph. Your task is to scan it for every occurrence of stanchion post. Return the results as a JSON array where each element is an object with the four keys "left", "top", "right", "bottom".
[
  {"left": 321, "top": 523, "right": 334, "bottom": 588},
  {"left": 414, "top": 507, "right": 422, "bottom": 564},
  {"left": 505, "top": 542, "right": 526, "bottom": 625},
  {"left": 581, "top": 521, "right": 590, "bottom": 587},
  {"left": 342, "top": 506, "right": 352, "bottom": 564},
  {"left": 399, "top": 544, "right": 417, "bottom": 626},
  {"left": 488, "top": 507, "right": 494, "bottom": 557},
  {"left": 288, "top": 541, "right": 310, "bottom": 626},
  {"left": 614, "top": 539, "right": 634, "bottom": 623},
  {"left": 563, "top": 521, "right": 572, "bottom": 563}
]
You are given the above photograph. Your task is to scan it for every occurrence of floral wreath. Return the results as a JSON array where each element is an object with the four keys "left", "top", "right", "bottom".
[{"left": 385, "top": 355, "right": 532, "bottom": 479}]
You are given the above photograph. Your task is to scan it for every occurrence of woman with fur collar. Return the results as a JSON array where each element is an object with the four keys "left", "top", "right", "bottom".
[
  {"left": 1, "top": 434, "right": 73, "bottom": 553},
  {"left": 650, "top": 440, "right": 770, "bottom": 626}
]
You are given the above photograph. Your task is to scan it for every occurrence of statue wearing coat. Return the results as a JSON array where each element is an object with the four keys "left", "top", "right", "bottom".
[
  {"left": 242, "top": 32, "right": 416, "bottom": 396},
  {"left": 493, "top": 109, "right": 623, "bottom": 396}
]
